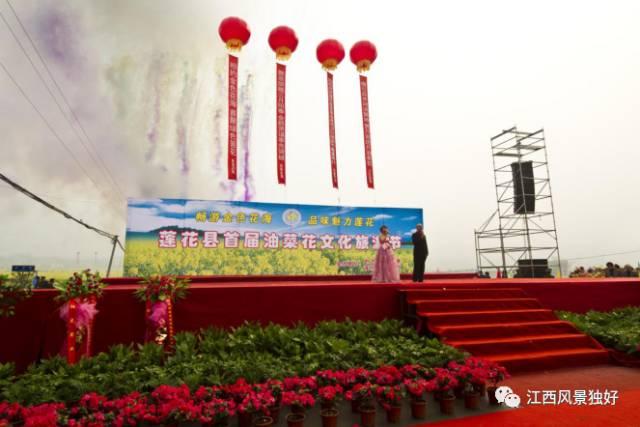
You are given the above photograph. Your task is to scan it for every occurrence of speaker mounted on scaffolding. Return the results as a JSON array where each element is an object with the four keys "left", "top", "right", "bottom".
[{"left": 511, "top": 161, "right": 535, "bottom": 214}]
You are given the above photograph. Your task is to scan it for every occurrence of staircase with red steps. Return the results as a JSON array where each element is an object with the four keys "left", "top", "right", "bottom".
[{"left": 400, "top": 287, "right": 610, "bottom": 372}]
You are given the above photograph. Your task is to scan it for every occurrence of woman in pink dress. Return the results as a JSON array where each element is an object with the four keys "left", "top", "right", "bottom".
[{"left": 372, "top": 225, "right": 401, "bottom": 282}]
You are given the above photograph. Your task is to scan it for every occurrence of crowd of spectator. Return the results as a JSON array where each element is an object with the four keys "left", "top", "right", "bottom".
[
  {"left": 31, "top": 275, "right": 55, "bottom": 289},
  {"left": 570, "top": 262, "right": 640, "bottom": 278}
]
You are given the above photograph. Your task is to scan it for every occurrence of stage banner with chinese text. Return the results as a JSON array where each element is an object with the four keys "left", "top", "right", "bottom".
[{"left": 124, "top": 199, "right": 423, "bottom": 276}]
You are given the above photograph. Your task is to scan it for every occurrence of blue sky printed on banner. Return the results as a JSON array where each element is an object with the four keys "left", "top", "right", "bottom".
[{"left": 127, "top": 198, "right": 423, "bottom": 244}]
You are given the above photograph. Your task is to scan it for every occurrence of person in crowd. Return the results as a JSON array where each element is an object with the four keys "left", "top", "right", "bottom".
[
  {"left": 372, "top": 225, "right": 400, "bottom": 283},
  {"left": 605, "top": 262, "right": 616, "bottom": 277},
  {"left": 411, "top": 224, "right": 428, "bottom": 282},
  {"left": 48, "top": 278, "right": 55, "bottom": 288},
  {"left": 623, "top": 265, "right": 639, "bottom": 277},
  {"left": 614, "top": 264, "right": 623, "bottom": 276},
  {"left": 31, "top": 275, "right": 39, "bottom": 288}
]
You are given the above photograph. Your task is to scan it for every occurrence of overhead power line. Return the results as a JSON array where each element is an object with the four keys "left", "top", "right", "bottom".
[
  {"left": 0, "top": 172, "right": 124, "bottom": 255},
  {"left": 0, "top": 6, "right": 125, "bottom": 204},
  {"left": 1, "top": 170, "right": 124, "bottom": 277}
]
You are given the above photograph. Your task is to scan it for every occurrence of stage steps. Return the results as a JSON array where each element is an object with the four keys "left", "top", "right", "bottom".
[{"left": 401, "top": 287, "right": 610, "bottom": 372}]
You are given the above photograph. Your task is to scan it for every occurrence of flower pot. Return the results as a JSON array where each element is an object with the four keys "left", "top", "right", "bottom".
[
  {"left": 411, "top": 399, "right": 427, "bottom": 419},
  {"left": 351, "top": 399, "right": 361, "bottom": 413},
  {"left": 464, "top": 392, "right": 480, "bottom": 410},
  {"left": 291, "top": 405, "right": 305, "bottom": 415},
  {"left": 238, "top": 412, "right": 253, "bottom": 427},
  {"left": 475, "top": 382, "right": 487, "bottom": 396},
  {"left": 454, "top": 386, "right": 464, "bottom": 399},
  {"left": 386, "top": 405, "right": 401, "bottom": 423},
  {"left": 321, "top": 401, "right": 335, "bottom": 411},
  {"left": 268, "top": 405, "right": 281, "bottom": 423},
  {"left": 320, "top": 408, "right": 339, "bottom": 427},
  {"left": 439, "top": 395, "right": 455, "bottom": 415},
  {"left": 359, "top": 405, "right": 376, "bottom": 427},
  {"left": 487, "top": 386, "right": 499, "bottom": 406},
  {"left": 254, "top": 416, "right": 273, "bottom": 427},
  {"left": 286, "top": 413, "right": 305, "bottom": 427}
]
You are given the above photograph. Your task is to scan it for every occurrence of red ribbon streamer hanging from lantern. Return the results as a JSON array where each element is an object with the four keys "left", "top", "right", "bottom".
[
  {"left": 327, "top": 72, "right": 338, "bottom": 188},
  {"left": 316, "top": 39, "right": 345, "bottom": 189},
  {"left": 276, "top": 63, "right": 286, "bottom": 184},
  {"left": 228, "top": 55, "right": 239, "bottom": 180},
  {"left": 359, "top": 75, "right": 374, "bottom": 189},
  {"left": 218, "top": 17, "right": 251, "bottom": 181},
  {"left": 350, "top": 41, "right": 378, "bottom": 189},
  {"left": 269, "top": 26, "right": 298, "bottom": 185}
]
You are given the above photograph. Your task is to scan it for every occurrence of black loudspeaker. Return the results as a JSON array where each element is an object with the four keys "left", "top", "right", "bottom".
[
  {"left": 511, "top": 161, "right": 535, "bottom": 214},
  {"left": 517, "top": 259, "right": 550, "bottom": 278}
]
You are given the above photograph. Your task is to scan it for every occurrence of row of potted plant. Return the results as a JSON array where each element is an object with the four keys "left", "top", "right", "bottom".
[{"left": 0, "top": 359, "right": 509, "bottom": 427}]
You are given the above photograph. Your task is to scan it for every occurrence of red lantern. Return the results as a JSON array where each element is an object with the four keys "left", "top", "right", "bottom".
[
  {"left": 349, "top": 40, "right": 377, "bottom": 73},
  {"left": 218, "top": 17, "right": 251, "bottom": 51},
  {"left": 316, "top": 39, "right": 345, "bottom": 71},
  {"left": 268, "top": 26, "right": 299, "bottom": 61},
  {"left": 218, "top": 17, "right": 251, "bottom": 181}
]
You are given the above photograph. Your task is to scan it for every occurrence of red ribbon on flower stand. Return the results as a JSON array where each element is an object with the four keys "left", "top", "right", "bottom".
[
  {"left": 82, "top": 295, "right": 97, "bottom": 358},
  {"left": 166, "top": 299, "right": 175, "bottom": 351},
  {"left": 66, "top": 299, "right": 78, "bottom": 365}
]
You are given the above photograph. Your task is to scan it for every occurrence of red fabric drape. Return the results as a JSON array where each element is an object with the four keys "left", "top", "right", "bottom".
[
  {"left": 359, "top": 75, "right": 374, "bottom": 189},
  {"left": 4, "top": 278, "right": 640, "bottom": 373},
  {"left": 276, "top": 63, "right": 286, "bottom": 184},
  {"left": 228, "top": 54, "right": 239, "bottom": 180},
  {"left": 327, "top": 72, "right": 338, "bottom": 188}
]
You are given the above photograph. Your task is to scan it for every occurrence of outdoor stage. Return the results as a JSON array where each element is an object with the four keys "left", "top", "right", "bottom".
[{"left": 2, "top": 274, "right": 640, "bottom": 372}]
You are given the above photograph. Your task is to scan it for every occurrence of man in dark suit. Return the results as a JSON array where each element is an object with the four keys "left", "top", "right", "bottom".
[{"left": 411, "top": 224, "right": 429, "bottom": 282}]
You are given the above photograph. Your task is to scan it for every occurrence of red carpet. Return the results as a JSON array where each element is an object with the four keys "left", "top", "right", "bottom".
[
  {"left": 423, "top": 366, "right": 640, "bottom": 426},
  {"left": 403, "top": 287, "right": 611, "bottom": 372}
]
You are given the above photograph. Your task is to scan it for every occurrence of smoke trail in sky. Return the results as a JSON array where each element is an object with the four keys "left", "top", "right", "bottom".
[
  {"left": 239, "top": 74, "right": 254, "bottom": 201},
  {"left": 176, "top": 65, "right": 192, "bottom": 176},
  {"left": 145, "top": 55, "right": 163, "bottom": 162}
]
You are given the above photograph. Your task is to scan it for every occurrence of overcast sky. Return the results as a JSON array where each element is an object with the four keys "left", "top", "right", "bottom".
[{"left": 1, "top": 0, "right": 640, "bottom": 274}]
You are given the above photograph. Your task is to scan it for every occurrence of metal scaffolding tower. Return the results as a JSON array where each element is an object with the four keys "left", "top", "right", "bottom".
[{"left": 475, "top": 127, "right": 562, "bottom": 277}]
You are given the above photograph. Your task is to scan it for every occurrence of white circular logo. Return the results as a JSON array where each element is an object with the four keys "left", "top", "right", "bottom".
[{"left": 282, "top": 209, "right": 302, "bottom": 226}]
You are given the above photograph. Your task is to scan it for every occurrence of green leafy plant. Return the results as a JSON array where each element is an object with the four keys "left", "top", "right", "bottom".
[
  {"left": 557, "top": 307, "right": 640, "bottom": 355},
  {"left": 0, "top": 274, "right": 32, "bottom": 317},
  {"left": 1, "top": 319, "right": 465, "bottom": 406}
]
